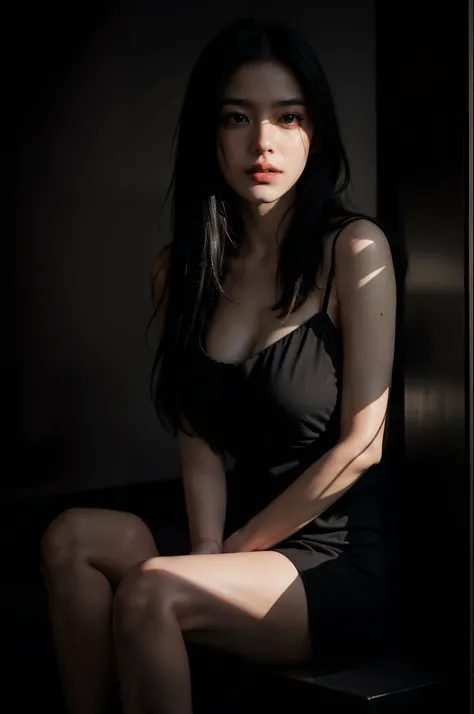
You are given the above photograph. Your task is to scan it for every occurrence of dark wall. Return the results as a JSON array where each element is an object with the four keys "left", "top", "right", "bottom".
[
  {"left": 376, "top": 0, "right": 471, "bottom": 672},
  {"left": 12, "top": 1, "right": 377, "bottom": 499}
]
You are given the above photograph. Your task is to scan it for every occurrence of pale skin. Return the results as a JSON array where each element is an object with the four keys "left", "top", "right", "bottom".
[{"left": 40, "top": 60, "right": 396, "bottom": 714}]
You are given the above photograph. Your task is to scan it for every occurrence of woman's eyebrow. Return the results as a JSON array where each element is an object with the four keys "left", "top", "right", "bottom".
[{"left": 221, "top": 97, "right": 306, "bottom": 107}]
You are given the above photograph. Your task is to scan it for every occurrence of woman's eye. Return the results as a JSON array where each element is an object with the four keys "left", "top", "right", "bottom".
[
  {"left": 221, "top": 111, "right": 304, "bottom": 127},
  {"left": 222, "top": 112, "right": 248, "bottom": 125},
  {"left": 280, "top": 113, "right": 304, "bottom": 125}
]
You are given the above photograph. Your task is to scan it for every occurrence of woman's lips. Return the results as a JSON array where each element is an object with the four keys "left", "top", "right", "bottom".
[{"left": 247, "top": 171, "right": 282, "bottom": 182}]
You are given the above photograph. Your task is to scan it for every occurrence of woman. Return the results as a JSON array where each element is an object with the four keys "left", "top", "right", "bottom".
[{"left": 41, "top": 17, "right": 401, "bottom": 714}]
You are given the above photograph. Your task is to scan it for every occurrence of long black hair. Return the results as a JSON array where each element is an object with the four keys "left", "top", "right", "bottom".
[{"left": 149, "top": 17, "right": 374, "bottom": 444}]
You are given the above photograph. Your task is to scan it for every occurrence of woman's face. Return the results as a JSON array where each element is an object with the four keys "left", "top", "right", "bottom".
[{"left": 217, "top": 61, "right": 313, "bottom": 207}]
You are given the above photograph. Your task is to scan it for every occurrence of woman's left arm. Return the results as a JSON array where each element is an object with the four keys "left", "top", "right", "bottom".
[{"left": 223, "top": 220, "right": 397, "bottom": 553}]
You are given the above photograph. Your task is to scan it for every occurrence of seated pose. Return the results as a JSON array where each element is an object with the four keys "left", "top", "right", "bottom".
[{"left": 41, "top": 16, "right": 399, "bottom": 714}]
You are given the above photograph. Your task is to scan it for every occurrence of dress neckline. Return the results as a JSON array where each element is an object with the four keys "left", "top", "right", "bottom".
[{"left": 199, "top": 309, "right": 337, "bottom": 367}]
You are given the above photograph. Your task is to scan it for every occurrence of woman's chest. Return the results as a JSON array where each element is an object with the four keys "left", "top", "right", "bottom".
[
  {"left": 196, "top": 316, "right": 342, "bottom": 426},
  {"left": 204, "top": 264, "right": 323, "bottom": 365}
]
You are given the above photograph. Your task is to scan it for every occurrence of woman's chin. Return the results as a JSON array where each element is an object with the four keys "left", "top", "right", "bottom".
[{"left": 241, "top": 186, "right": 287, "bottom": 205}]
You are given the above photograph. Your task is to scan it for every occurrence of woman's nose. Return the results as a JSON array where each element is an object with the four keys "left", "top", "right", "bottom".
[{"left": 251, "top": 120, "right": 275, "bottom": 154}]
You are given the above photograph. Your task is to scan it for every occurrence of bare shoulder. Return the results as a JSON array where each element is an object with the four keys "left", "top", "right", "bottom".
[
  {"left": 334, "top": 218, "right": 393, "bottom": 269},
  {"left": 152, "top": 243, "right": 171, "bottom": 293},
  {"left": 151, "top": 243, "right": 171, "bottom": 328},
  {"left": 333, "top": 218, "right": 396, "bottom": 309}
]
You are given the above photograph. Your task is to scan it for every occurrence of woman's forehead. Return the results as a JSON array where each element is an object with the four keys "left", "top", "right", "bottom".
[{"left": 222, "top": 62, "right": 304, "bottom": 104}]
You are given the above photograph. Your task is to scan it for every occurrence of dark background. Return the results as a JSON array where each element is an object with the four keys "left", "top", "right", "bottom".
[
  {"left": 3, "top": 0, "right": 472, "bottom": 711},
  {"left": 9, "top": 0, "right": 378, "bottom": 499}
]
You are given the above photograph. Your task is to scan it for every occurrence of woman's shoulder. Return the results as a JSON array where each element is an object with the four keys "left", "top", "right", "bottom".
[
  {"left": 331, "top": 217, "right": 392, "bottom": 265},
  {"left": 318, "top": 215, "right": 386, "bottom": 272},
  {"left": 151, "top": 243, "right": 172, "bottom": 328},
  {"left": 152, "top": 243, "right": 172, "bottom": 293},
  {"left": 152, "top": 243, "right": 171, "bottom": 283},
  {"left": 329, "top": 218, "right": 395, "bottom": 300}
]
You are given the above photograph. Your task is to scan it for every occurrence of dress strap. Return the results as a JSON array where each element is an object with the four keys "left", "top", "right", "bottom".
[{"left": 321, "top": 216, "right": 365, "bottom": 313}]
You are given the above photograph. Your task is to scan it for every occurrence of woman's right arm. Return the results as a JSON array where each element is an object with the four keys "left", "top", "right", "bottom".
[
  {"left": 153, "top": 247, "right": 227, "bottom": 554},
  {"left": 178, "top": 428, "right": 227, "bottom": 554}
]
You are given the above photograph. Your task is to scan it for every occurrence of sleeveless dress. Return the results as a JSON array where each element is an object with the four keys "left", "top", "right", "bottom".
[{"left": 180, "top": 217, "right": 392, "bottom": 662}]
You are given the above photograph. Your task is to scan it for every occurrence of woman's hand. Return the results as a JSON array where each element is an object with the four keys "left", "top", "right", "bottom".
[
  {"left": 222, "top": 528, "right": 253, "bottom": 553},
  {"left": 190, "top": 540, "right": 222, "bottom": 555}
]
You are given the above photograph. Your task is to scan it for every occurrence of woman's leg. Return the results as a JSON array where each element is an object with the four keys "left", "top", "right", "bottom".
[
  {"left": 113, "top": 551, "right": 311, "bottom": 714},
  {"left": 41, "top": 507, "right": 158, "bottom": 714}
]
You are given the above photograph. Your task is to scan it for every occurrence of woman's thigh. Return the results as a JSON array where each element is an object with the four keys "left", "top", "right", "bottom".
[{"left": 116, "top": 550, "right": 312, "bottom": 666}]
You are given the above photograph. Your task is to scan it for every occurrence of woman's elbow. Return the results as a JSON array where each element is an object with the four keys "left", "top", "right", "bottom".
[{"left": 340, "top": 434, "right": 384, "bottom": 472}]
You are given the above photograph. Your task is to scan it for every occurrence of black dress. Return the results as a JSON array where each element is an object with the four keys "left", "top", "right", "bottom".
[{"left": 180, "top": 217, "right": 392, "bottom": 662}]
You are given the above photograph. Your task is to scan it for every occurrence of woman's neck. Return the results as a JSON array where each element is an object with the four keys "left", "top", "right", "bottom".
[{"left": 238, "top": 190, "right": 296, "bottom": 259}]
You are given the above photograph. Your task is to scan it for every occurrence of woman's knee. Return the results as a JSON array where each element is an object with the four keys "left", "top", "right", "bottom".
[
  {"left": 41, "top": 507, "right": 160, "bottom": 590},
  {"left": 113, "top": 562, "right": 174, "bottom": 640},
  {"left": 40, "top": 508, "right": 89, "bottom": 572}
]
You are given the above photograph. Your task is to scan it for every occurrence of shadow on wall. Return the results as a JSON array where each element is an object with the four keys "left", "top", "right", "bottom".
[{"left": 15, "top": 0, "right": 376, "bottom": 497}]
